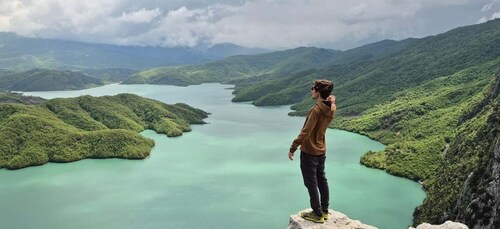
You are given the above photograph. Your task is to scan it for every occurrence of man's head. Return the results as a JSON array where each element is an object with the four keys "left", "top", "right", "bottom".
[{"left": 311, "top": 79, "right": 334, "bottom": 100}]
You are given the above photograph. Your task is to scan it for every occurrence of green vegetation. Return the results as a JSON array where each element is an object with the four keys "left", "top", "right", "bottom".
[
  {"left": 0, "top": 93, "right": 208, "bottom": 170},
  {"left": 0, "top": 92, "right": 45, "bottom": 104},
  {"left": 72, "top": 68, "right": 137, "bottom": 82},
  {"left": 0, "top": 68, "right": 105, "bottom": 91},
  {"left": 250, "top": 19, "right": 500, "bottom": 116},
  {"left": 333, "top": 60, "right": 498, "bottom": 181}
]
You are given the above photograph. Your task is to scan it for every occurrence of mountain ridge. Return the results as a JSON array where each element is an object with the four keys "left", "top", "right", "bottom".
[
  {"left": 0, "top": 32, "right": 269, "bottom": 70},
  {"left": 0, "top": 68, "right": 106, "bottom": 91}
]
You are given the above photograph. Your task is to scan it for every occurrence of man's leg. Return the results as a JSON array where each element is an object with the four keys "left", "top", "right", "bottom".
[
  {"left": 317, "top": 155, "right": 329, "bottom": 213},
  {"left": 300, "top": 152, "right": 322, "bottom": 216}
]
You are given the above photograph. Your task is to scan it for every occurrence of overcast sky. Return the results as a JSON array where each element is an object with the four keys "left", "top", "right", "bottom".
[{"left": 0, "top": 0, "right": 498, "bottom": 50}]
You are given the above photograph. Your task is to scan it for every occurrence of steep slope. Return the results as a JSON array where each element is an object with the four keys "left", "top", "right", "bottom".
[
  {"left": 0, "top": 93, "right": 208, "bottom": 170},
  {"left": 412, "top": 71, "right": 499, "bottom": 228},
  {"left": 241, "top": 18, "right": 500, "bottom": 115},
  {"left": 333, "top": 60, "right": 498, "bottom": 179},
  {"left": 0, "top": 68, "right": 105, "bottom": 91}
]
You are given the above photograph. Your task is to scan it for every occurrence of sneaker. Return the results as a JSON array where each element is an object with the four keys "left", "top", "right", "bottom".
[
  {"left": 300, "top": 211, "right": 325, "bottom": 223},
  {"left": 322, "top": 211, "right": 329, "bottom": 220}
]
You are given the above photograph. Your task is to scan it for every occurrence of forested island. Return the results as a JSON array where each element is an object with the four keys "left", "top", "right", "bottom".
[{"left": 0, "top": 92, "right": 208, "bottom": 170}]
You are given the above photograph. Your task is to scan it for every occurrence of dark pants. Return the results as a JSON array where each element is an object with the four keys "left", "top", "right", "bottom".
[{"left": 300, "top": 151, "right": 329, "bottom": 216}]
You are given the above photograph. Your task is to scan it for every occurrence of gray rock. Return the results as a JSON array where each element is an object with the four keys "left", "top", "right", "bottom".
[
  {"left": 287, "top": 209, "right": 377, "bottom": 229},
  {"left": 409, "top": 220, "right": 468, "bottom": 229}
]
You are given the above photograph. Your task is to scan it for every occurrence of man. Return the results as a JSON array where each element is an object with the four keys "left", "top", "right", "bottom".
[{"left": 289, "top": 79, "right": 336, "bottom": 223}]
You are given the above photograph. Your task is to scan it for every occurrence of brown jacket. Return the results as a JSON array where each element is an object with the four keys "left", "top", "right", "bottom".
[{"left": 290, "top": 100, "right": 336, "bottom": 156}]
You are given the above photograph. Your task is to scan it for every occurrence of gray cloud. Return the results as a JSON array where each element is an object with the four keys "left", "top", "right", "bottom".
[{"left": 0, "top": 0, "right": 498, "bottom": 49}]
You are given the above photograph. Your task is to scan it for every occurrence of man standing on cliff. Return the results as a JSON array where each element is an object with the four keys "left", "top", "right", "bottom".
[{"left": 289, "top": 79, "right": 336, "bottom": 223}]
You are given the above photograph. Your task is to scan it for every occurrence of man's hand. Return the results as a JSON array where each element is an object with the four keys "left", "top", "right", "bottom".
[
  {"left": 327, "top": 95, "right": 336, "bottom": 104},
  {"left": 288, "top": 152, "right": 294, "bottom": 161}
]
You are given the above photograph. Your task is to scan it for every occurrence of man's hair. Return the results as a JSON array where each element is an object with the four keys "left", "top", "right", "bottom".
[{"left": 313, "top": 79, "right": 334, "bottom": 99}]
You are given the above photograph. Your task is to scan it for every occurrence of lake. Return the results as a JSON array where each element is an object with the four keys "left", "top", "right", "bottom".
[{"left": 1, "top": 83, "right": 425, "bottom": 229}]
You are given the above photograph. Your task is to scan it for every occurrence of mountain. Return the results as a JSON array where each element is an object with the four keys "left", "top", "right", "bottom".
[
  {"left": 0, "top": 93, "right": 208, "bottom": 170},
  {"left": 123, "top": 47, "right": 342, "bottom": 86},
  {"left": 247, "top": 19, "right": 499, "bottom": 114},
  {"left": 0, "top": 68, "right": 105, "bottom": 91},
  {"left": 129, "top": 20, "right": 499, "bottom": 116},
  {"left": 0, "top": 32, "right": 269, "bottom": 70},
  {"left": 196, "top": 43, "right": 270, "bottom": 59},
  {"left": 70, "top": 67, "right": 137, "bottom": 82}
]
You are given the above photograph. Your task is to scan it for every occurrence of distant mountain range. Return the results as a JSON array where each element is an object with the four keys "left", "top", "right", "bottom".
[
  {"left": 0, "top": 32, "right": 269, "bottom": 70},
  {"left": 123, "top": 47, "right": 341, "bottom": 86}
]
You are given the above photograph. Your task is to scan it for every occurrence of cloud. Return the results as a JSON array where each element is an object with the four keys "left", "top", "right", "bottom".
[
  {"left": 0, "top": 0, "right": 497, "bottom": 49},
  {"left": 117, "top": 8, "right": 162, "bottom": 23},
  {"left": 477, "top": 10, "right": 500, "bottom": 23}
]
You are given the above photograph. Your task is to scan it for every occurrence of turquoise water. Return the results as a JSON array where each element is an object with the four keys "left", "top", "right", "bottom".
[{"left": 1, "top": 83, "right": 425, "bottom": 229}]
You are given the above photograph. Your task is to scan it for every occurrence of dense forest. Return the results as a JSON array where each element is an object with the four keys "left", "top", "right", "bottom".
[
  {"left": 0, "top": 93, "right": 208, "bottom": 170},
  {"left": 0, "top": 68, "right": 143, "bottom": 91}
]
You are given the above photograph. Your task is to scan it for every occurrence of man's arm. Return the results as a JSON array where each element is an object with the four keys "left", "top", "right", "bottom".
[{"left": 289, "top": 109, "right": 319, "bottom": 160}]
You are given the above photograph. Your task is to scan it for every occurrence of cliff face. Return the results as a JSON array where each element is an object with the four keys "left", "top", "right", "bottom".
[
  {"left": 449, "top": 107, "right": 499, "bottom": 228},
  {"left": 414, "top": 72, "right": 500, "bottom": 228}
]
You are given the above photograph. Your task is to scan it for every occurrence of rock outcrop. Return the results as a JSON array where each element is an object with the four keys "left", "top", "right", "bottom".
[
  {"left": 288, "top": 209, "right": 469, "bottom": 229},
  {"left": 444, "top": 77, "right": 500, "bottom": 229},
  {"left": 409, "top": 221, "right": 468, "bottom": 229},
  {"left": 287, "top": 209, "right": 376, "bottom": 229},
  {"left": 450, "top": 138, "right": 500, "bottom": 228}
]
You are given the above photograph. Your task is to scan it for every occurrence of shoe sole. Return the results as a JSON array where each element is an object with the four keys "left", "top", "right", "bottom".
[{"left": 302, "top": 216, "right": 325, "bottom": 223}]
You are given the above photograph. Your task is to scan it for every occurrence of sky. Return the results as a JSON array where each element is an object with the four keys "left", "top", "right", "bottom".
[{"left": 0, "top": 0, "right": 499, "bottom": 50}]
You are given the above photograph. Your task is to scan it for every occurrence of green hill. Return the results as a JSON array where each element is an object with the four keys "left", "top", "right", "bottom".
[
  {"left": 235, "top": 19, "right": 500, "bottom": 115},
  {"left": 0, "top": 68, "right": 106, "bottom": 91},
  {"left": 71, "top": 68, "right": 137, "bottom": 82},
  {"left": 0, "top": 93, "right": 208, "bottom": 170},
  {"left": 0, "top": 92, "right": 45, "bottom": 104},
  {"left": 123, "top": 47, "right": 341, "bottom": 86}
]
